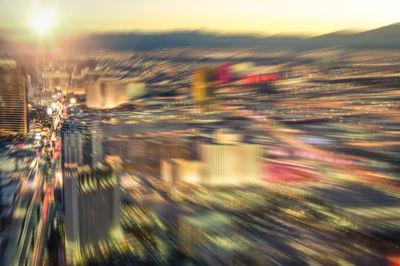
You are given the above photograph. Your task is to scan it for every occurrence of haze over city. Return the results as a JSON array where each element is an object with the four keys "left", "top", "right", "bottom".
[{"left": 1, "top": 0, "right": 400, "bottom": 38}]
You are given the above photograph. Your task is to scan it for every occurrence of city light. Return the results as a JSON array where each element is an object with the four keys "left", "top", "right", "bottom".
[
  {"left": 55, "top": 171, "right": 63, "bottom": 186},
  {"left": 34, "top": 133, "right": 41, "bottom": 140}
]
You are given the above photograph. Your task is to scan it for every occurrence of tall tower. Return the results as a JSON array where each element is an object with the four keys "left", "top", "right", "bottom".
[
  {"left": 192, "top": 66, "right": 217, "bottom": 103},
  {"left": 61, "top": 118, "right": 121, "bottom": 264},
  {"left": 63, "top": 164, "right": 121, "bottom": 263},
  {"left": 0, "top": 60, "right": 28, "bottom": 135}
]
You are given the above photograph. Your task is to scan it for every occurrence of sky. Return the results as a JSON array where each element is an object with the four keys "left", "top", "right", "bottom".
[{"left": 0, "top": 0, "right": 399, "bottom": 38}]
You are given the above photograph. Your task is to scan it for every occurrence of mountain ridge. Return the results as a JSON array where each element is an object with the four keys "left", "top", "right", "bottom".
[{"left": 1, "top": 23, "right": 400, "bottom": 51}]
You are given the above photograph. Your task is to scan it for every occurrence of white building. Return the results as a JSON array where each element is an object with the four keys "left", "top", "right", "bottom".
[
  {"left": 86, "top": 78, "right": 146, "bottom": 109},
  {"left": 200, "top": 142, "right": 263, "bottom": 186},
  {"left": 161, "top": 131, "right": 263, "bottom": 186}
]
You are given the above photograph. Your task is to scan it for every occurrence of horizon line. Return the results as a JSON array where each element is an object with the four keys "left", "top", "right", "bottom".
[{"left": 1, "top": 21, "right": 399, "bottom": 41}]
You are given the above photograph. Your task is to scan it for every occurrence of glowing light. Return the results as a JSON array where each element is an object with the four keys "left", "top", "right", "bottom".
[
  {"left": 35, "top": 133, "right": 42, "bottom": 140},
  {"left": 70, "top": 98, "right": 76, "bottom": 104},
  {"left": 56, "top": 171, "right": 63, "bottom": 186},
  {"left": 32, "top": 10, "right": 55, "bottom": 36}
]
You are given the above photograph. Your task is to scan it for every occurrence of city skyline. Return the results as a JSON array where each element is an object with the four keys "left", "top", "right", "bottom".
[{"left": 1, "top": 1, "right": 400, "bottom": 265}]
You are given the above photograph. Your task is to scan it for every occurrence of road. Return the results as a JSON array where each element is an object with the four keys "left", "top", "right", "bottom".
[
  {"left": 3, "top": 151, "right": 58, "bottom": 266},
  {"left": 32, "top": 186, "right": 53, "bottom": 266},
  {"left": 2, "top": 161, "right": 41, "bottom": 266}
]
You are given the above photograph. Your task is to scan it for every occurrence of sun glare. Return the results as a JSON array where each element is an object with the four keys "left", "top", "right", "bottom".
[{"left": 32, "top": 10, "right": 55, "bottom": 36}]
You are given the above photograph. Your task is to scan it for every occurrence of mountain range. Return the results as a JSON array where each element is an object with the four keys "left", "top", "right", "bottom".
[{"left": 2, "top": 23, "right": 400, "bottom": 51}]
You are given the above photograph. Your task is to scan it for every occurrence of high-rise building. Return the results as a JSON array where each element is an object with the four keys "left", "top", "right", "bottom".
[
  {"left": 61, "top": 119, "right": 103, "bottom": 168},
  {"left": 64, "top": 164, "right": 121, "bottom": 263},
  {"left": 192, "top": 66, "right": 217, "bottom": 103},
  {"left": 0, "top": 60, "right": 28, "bottom": 135},
  {"left": 61, "top": 118, "right": 120, "bottom": 264}
]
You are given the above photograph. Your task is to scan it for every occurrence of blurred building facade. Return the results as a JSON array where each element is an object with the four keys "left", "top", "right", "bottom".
[
  {"left": 61, "top": 120, "right": 103, "bottom": 167},
  {"left": 0, "top": 60, "right": 28, "bottom": 135},
  {"left": 161, "top": 131, "right": 263, "bottom": 186},
  {"left": 200, "top": 141, "right": 263, "bottom": 186},
  {"left": 86, "top": 78, "right": 146, "bottom": 109},
  {"left": 161, "top": 159, "right": 203, "bottom": 183},
  {"left": 61, "top": 119, "right": 121, "bottom": 264},
  {"left": 192, "top": 67, "right": 217, "bottom": 103},
  {"left": 63, "top": 165, "right": 121, "bottom": 263},
  {"left": 104, "top": 135, "right": 191, "bottom": 174}
]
